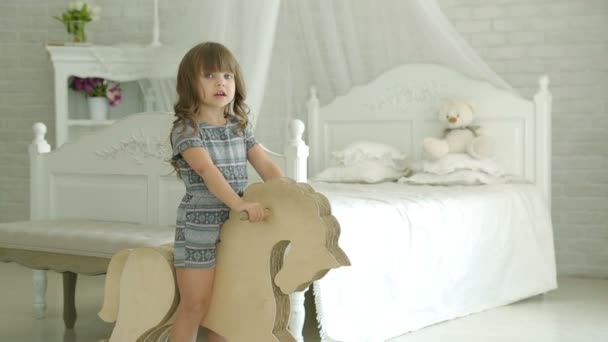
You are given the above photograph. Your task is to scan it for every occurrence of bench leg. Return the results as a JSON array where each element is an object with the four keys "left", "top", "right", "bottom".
[
  {"left": 63, "top": 272, "right": 78, "bottom": 329},
  {"left": 33, "top": 270, "right": 47, "bottom": 318}
]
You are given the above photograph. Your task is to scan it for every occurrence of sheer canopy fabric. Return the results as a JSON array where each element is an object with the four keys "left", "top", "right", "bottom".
[
  {"left": 137, "top": 0, "right": 510, "bottom": 147},
  {"left": 140, "top": 0, "right": 280, "bottom": 128}
]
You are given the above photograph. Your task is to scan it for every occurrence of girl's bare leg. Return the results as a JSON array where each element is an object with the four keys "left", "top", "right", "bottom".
[{"left": 170, "top": 267, "right": 216, "bottom": 342}]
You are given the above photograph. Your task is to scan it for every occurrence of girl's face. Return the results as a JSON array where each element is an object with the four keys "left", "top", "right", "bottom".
[{"left": 198, "top": 71, "right": 236, "bottom": 109}]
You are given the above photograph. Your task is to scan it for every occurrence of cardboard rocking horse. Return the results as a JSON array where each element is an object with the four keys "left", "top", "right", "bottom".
[{"left": 98, "top": 178, "right": 350, "bottom": 341}]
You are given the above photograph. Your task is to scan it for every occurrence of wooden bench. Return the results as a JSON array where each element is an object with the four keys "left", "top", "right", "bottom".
[
  {"left": 0, "top": 112, "right": 310, "bottom": 338},
  {"left": 0, "top": 220, "right": 173, "bottom": 328}
]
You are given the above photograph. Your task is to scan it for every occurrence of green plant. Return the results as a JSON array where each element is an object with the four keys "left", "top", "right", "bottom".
[{"left": 53, "top": 1, "right": 101, "bottom": 43}]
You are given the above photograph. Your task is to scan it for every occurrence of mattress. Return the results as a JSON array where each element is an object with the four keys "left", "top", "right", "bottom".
[{"left": 309, "top": 181, "right": 557, "bottom": 342}]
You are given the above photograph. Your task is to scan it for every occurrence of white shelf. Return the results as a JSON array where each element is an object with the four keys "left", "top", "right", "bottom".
[
  {"left": 67, "top": 119, "right": 116, "bottom": 126},
  {"left": 46, "top": 43, "right": 179, "bottom": 147}
]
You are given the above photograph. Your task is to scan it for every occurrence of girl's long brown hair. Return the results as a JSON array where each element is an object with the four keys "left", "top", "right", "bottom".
[{"left": 170, "top": 42, "right": 250, "bottom": 175}]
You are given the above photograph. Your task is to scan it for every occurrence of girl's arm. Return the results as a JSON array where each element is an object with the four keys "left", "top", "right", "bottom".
[
  {"left": 181, "top": 147, "right": 265, "bottom": 222},
  {"left": 247, "top": 144, "right": 285, "bottom": 181}
]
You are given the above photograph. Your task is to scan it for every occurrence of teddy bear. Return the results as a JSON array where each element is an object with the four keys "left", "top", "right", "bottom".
[{"left": 422, "top": 100, "right": 494, "bottom": 160}]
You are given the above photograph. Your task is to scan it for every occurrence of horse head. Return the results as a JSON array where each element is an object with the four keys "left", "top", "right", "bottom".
[{"left": 241, "top": 178, "right": 350, "bottom": 295}]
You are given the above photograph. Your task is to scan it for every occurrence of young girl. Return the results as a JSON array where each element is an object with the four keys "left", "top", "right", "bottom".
[{"left": 169, "top": 42, "right": 284, "bottom": 342}]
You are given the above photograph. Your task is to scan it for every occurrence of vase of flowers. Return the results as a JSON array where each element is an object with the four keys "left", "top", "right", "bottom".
[
  {"left": 53, "top": 1, "right": 101, "bottom": 43},
  {"left": 87, "top": 97, "right": 109, "bottom": 120},
  {"left": 70, "top": 77, "right": 123, "bottom": 120}
]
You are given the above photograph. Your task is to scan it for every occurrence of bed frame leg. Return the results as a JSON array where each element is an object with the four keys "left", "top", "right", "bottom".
[
  {"left": 32, "top": 270, "right": 47, "bottom": 319},
  {"left": 289, "top": 287, "right": 309, "bottom": 342}
]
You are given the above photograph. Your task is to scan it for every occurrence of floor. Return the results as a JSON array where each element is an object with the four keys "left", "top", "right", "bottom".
[{"left": 1, "top": 261, "right": 607, "bottom": 342}]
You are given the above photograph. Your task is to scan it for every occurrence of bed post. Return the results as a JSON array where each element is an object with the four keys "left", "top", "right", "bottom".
[
  {"left": 284, "top": 119, "right": 310, "bottom": 342},
  {"left": 306, "top": 86, "right": 320, "bottom": 177},
  {"left": 284, "top": 119, "right": 309, "bottom": 183},
  {"left": 29, "top": 123, "right": 51, "bottom": 318},
  {"left": 533, "top": 75, "right": 552, "bottom": 210}
]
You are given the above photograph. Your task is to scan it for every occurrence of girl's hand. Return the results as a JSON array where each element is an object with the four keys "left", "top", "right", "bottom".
[{"left": 235, "top": 201, "right": 266, "bottom": 223}]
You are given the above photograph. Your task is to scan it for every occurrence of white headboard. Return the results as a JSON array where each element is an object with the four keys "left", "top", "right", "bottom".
[
  {"left": 306, "top": 63, "right": 552, "bottom": 203},
  {"left": 29, "top": 112, "right": 308, "bottom": 225},
  {"left": 29, "top": 112, "right": 184, "bottom": 225}
]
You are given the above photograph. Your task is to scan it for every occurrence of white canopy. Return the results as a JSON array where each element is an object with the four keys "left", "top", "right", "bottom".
[{"left": 137, "top": 0, "right": 511, "bottom": 146}]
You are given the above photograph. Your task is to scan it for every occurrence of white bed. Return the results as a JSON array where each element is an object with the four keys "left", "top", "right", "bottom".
[
  {"left": 310, "top": 181, "right": 555, "bottom": 341},
  {"left": 10, "top": 62, "right": 555, "bottom": 342},
  {"left": 301, "top": 63, "right": 556, "bottom": 341}
]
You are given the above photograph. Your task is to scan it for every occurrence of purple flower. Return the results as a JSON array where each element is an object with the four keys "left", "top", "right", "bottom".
[
  {"left": 72, "top": 78, "right": 84, "bottom": 90},
  {"left": 69, "top": 76, "right": 123, "bottom": 106}
]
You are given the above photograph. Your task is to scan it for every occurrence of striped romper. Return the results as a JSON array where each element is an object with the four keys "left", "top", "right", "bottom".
[{"left": 171, "top": 119, "right": 257, "bottom": 268}]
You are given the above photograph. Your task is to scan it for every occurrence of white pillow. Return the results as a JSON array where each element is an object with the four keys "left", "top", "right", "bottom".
[
  {"left": 411, "top": 153, "right": 503, "bottom": 176},
  {"left": 313, "top": 161, "right": 403, "bottom": 184},
  {"left": 331, "top": 141, "right": 407, "bottom": 170},
  {"left": 398, "top": 170, "right": 505, "bottom": 186}
]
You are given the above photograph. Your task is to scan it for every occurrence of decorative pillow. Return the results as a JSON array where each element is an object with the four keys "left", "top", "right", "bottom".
[
  {"left": 398, "top": 170, "right": 505, "bottom": 186},
  {"left": 410, "top": 153, "right": 504, "bottom": 176},
  {"left": 313, "top": 161, "right": 404, "bottom": 184},
  {"left": 331, "top": 141, "right": 408, "bottom": 170}
]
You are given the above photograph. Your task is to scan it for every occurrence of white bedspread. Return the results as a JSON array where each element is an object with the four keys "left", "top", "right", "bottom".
[{"left": 310, "top": 182, "right": 557, "bottom": 342}]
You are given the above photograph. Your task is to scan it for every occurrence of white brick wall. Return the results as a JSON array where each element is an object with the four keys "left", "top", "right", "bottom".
[
  {"left": 0, "top": 0, "right": 606, "bottom": 277},
  {"left": 440, "top": 0, "right": 608, "bottom": 278},
  {"left": 0, "top": 0, "right": 151, "bottom": 222}
]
